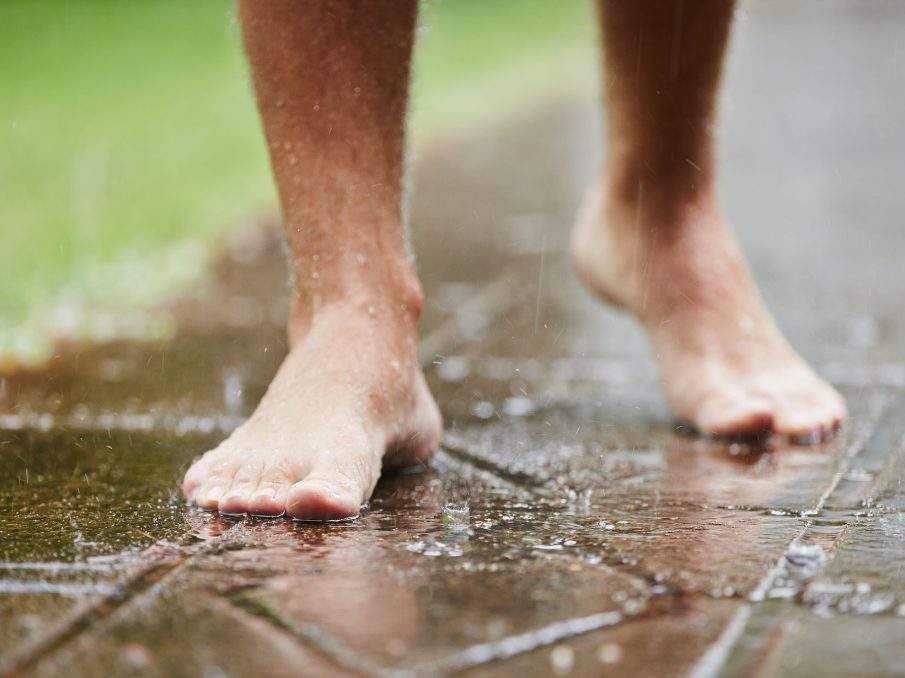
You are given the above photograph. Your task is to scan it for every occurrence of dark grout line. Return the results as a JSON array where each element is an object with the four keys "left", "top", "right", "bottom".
[
  {"left": 440, "top": 440, "right": 550, "bottom": 492},
  {"left": 229, "top": 592, "right": 384, "bottom": 677}
]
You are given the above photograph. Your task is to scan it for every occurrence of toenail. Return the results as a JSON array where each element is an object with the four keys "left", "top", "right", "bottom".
[
  {"left": 308, "top": 480, "right": 342, "bottom": 498},
  {"left": 205, "top": 486, "right": 225, "bottom": 504}
]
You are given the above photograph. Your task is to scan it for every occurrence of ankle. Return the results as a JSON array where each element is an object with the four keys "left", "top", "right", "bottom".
[
  {"left": 571, "top": 174, "right": 729, "bottom": 316},
  {"left": 288, "top": 269, "right": 424, "bottom": 345},
  {"left": 600, "top": 167, "right": 720, "bottom": 239},
  {"left": 604, "top": 145, "right": 718, "bottom": 219}
]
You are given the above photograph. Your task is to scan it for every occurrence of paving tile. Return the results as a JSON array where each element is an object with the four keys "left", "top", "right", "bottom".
[
  {"left": 463, "top": 597, "right": 741, "bottom": 678},
  {"left": 756, "top": 614, "right": 905, "bottom": 678},
  {"left": 431, "top": 348, "right": 895, "bottom": 602},
  {"left": 705, "top": 396, "right": 905, "bottom": 676},
  {"left": 27, "top": 581, "right": 349, "bottom": 678},
  {"left": 0, "top": 429, "right": 214, "bottom": 563},
  {"left": 0, "top": 592, "right": 92, "bottom": 666},
  {"left": 236, "top": 547, "right": 649, "bottom": 674},
  {"left": 178, "top": 468, "right": 646, "bottom": 675}
]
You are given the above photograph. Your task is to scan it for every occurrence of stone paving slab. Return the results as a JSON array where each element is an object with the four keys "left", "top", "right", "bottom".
[
  {"left": 756, "top": 614, "right": 905, "bottom": 678},
  {"left": 0, "top": 429, "right": 209, "bottom": 563},
  {"left": 463, "top": 597, "right": 741, "bottom": 678},
  {"left": 30, "top": 579, "right": 349, "bottom": 678}
]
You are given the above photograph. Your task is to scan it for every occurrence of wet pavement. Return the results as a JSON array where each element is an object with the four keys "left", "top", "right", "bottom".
[{"left": 3, "top": 2, "right": 905, "bottom": 676}]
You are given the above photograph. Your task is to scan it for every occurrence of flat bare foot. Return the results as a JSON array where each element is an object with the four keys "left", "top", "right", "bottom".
[
  {"left": 182, "top": 301, "right": 442, "bottom": 520},
  {"left": 572, "top": 185, "right": 846, "bottom": 440}
]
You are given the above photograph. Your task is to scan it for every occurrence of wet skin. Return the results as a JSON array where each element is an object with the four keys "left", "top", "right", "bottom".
[
  {"left": 183, "top": 304, "right": 441, "bottom": 519},
  {"left": 183, "top": 0, "right": 846, "bottom": 520},
  {"left": 572, "top": 187, "right": 846, "bottom": 439}
]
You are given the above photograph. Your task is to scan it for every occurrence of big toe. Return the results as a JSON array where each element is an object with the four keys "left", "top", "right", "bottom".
[
  {"left": 695, "top": 392, "right": 775, "bottom": 438},
  {"left": 287, "top": 476, "right": 364, "bottom": 521}
]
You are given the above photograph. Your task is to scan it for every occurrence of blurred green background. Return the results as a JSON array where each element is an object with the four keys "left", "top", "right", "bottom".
[{"left": 0, "top": 0, "right": 595, "bottom": 360}]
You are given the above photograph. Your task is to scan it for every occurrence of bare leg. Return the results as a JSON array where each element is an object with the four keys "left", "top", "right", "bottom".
[
  {"left": 182, "top": 0, "right": 441, "bottom": 519},
  {"left": 573, "top": 0, "right": 846, "bottom": 438}
]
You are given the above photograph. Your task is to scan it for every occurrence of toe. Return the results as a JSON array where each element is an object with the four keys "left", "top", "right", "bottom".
[
  {"left": 219, "top": 458, "right": 263, "bottom": 515},
  {"left": 772, "top": 382, "right": 845, "bottom": 442},
  {"left": 194, "top": 480, "right": 229, "bottom": 511},
  {"left": 287, "top": 447, "right": 380, "bottom": 521},
  {"left": 182, "top": 455, "right": 209, "bottom": 499},
  {"left": 286, "top": 469, "right": 366, "bottom": 520},
  {"left": 696, "top": 393, "right": 775, "bottom": 438},
  {"left": 287, "top": 477, "right": 363, "bottom": 521},
  {"left": 248, "top": 461, "right": 296, "bottom": 517},
  {"left": 192, "top": 456, "right": 241, "bottom": 510},
  {"left": 774, "top": 408, "right": 833, "bottom": 443},
  {"left": 771, "top": 403, "right": 818, "bottom": 438},
  {"left": 825, "top": 388, "right": 848, "bottom": 430},
  {"left": 248, "top": 486, "right": 290, "bottom": 517}
]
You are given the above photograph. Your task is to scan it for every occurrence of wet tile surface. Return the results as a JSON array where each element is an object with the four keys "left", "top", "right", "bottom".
[{"left": 4, "top": 1, "right": 905, "bottom": 676}]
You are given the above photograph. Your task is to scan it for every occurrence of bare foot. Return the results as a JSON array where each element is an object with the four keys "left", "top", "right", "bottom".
[
  {"left": 572, "top": 185, "right": 846, "bottom": 440},
  {"left": 182, "top": 301, "right": 442, "bottom": 520}
]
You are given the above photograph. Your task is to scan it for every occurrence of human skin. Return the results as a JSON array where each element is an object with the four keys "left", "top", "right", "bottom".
[
  {"left": 183, "top": 0, "right": 846, "bottom": 520},
  {"left": 572, "top": 0, "right": 845, "bottom": 437}
]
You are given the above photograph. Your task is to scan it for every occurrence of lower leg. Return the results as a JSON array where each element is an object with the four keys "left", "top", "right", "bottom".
[
  {"left": 574, "top": 0, "right": 846, "bottom": 438},
  {"left": 182, "top": 0, "right": 441, "bottom": 519}
]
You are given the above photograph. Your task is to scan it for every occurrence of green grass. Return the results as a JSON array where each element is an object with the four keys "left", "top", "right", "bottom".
[
  {"left": 412, "top": 0, "right": 597, "bottom": 137},
  {"left": 0, "top": 0, "right": 595, "bottom": 360}
]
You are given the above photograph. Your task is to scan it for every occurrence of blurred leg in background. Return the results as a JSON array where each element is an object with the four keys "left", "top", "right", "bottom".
[
  {"left": 182, "top": 0, "right": 441, "bottom": 520},
  {"left": 572, "top": 0, "right": 846, "bottom": 438}
]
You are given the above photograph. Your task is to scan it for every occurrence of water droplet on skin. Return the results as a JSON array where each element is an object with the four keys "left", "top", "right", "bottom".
[
  {"left": 313, "top": 103, "right": 320, "bottom": 111},
  {"left": 356, "top": 253, "right": 366, "bottom": 264},
  {"left": 312, "top": 272, "right": 319, "bottom": 279},
  {"left": 367, "top": 306, "right": 376, "bottom": 316}
]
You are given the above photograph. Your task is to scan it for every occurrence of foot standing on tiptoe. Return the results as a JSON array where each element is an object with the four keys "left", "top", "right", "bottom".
[{"left": 572, "top": 0, "right": 846, "bottom": 438}]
